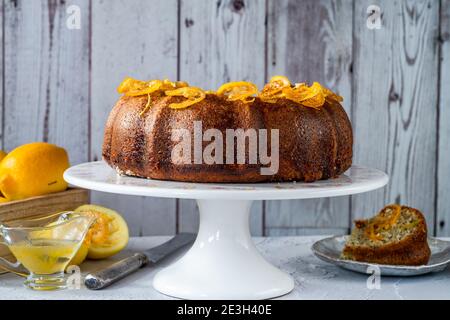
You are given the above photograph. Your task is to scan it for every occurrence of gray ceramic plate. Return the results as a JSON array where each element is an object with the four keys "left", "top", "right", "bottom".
[{"left": 312, "top": 236, "right": 450, "bottom": 276}]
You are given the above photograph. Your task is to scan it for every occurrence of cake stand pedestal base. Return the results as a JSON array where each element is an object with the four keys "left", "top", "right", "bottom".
[{"left": 153, "top": 199, "right": 294, "bottom": 300}]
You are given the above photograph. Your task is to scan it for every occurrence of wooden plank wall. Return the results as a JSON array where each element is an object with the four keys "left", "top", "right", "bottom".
[
  {"left": 265, "top": 0, "right": 353, "bottom": 236},
  {"left": 89, "top": 0, "right": 178, "bottom": 236},
  {"left": 352, "top": 0, "right": 439, "bottom": 234},
  {"left": 3, "top": 0, "right": 90, "bottom": 164},
  {"left": 438, "top": 0, "right": 450, "bottom": 236},
  {"left": 178, "top": 0, "right": 265, "bottom": 235},
  {"left": 0, "top": 0, "right": 448, "bottom": 237}
]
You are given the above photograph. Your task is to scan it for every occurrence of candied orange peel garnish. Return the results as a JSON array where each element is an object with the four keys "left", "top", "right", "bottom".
[
  {"left": 117, "top": 78, "right": 188, "bottom": 97},
  {"left": 165, "top": 86, "right": 206, "bottom": 109},
  {"left": 322, "top": 87, "right": 343, "bottom": 103},
  {"left": 217, "top": 81, "right": 258, "bottom": 103},
  {"left": 365, "top": 224, "right": 384, "bottom": 241},
  {"left": 117, "top": 76, "right": 342, "bottom": 110},
  {"left": 363, "top": 204, "right": 402, "bottom": 241},
  {"left": 270, "top": 75, "right": 291, "bottom": 87},
  {"left": 259, "top": 75, "right": 291, "bottom": 103},
  {"left": 117, "top": 78, "right": 162, "bottom": 96},
  {"left": 259, "top": 76, "right": 343, "bottom": 108},
  {"left": 139, "top": 94, "right": 152, "bottom": 117},
  {"left": 283, "top": 82, "right": 325, "bottom": 108},
  {"left": 377, "top": 204, "right": 402, "bottom": 228},
  {"left": 160, "top": 79, "right": 189, "bottom": 91}
]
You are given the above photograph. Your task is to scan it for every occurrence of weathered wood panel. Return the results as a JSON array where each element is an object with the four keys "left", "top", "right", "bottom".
[
  {"left": 265, "top": 0, "right": 353, "bottom": 234},
  {"left": 90, "top": 0, "right": 178, "bottom": 236},
  {"left": 351, "top": 0, "right": 439, "bottom": 231},
  {"left": 178, "top": 0, "right": 266, "bottom": 235},
  {"left": 437, "top": 0, "right": 450, "bottom": 236},
  {"left": 3, "top": 0, "right": 90, "bottom": 164}
]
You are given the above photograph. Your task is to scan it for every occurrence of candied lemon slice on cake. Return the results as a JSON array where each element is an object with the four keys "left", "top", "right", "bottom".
[
  {"left": 259, "top": 75, "right": 291, "bottom": 102},
  {"left": 74, "top": 205, "right": 129, "bottom": 260},
  {"left": 160, "top": 79, "right": 189, "bottom": 90},
  {"left": 117, "top": 78, "right": 163, "bottom": 96},
  {"left": 283, "top": 82, "right": 325, "bottom": 108},
  {"left": 165, "top": 86, "right": 206, "bottom": 109},
  {"left": 118, "top": 78, "right": 189, "bottom": 97},
  {"left": 217, "top": 81, "right": 258, "bottom": 103},
  {"left": 260, "top": 76, "right": 342, "bottom": 108},
  {"left": 269, "top": 75, "right": 291, "bottom": 87},
  {"left": 322, "top": 87, "right": 343, "bottom": 103}
]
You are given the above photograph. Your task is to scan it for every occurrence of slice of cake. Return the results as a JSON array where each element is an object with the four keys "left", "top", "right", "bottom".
[{"left": 341, "top": 205, "right": 431, "bottom": 266}]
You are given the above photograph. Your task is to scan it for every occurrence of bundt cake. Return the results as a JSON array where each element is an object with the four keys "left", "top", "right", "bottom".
[{"left": 102, "top": 76, "right": 353, "bottom": 183}]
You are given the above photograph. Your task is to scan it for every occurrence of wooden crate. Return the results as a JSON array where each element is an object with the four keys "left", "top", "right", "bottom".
[{"left": 0, "top": 188, "right": 89, "bottom": 261}]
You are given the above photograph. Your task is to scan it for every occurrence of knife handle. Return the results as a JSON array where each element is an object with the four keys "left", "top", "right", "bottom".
[{"left": 84, "top": 253, "right": 148, "bottom": 290}]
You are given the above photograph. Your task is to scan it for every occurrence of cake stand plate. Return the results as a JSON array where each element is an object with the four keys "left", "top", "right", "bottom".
[{"left": 64, "top": 161, "right": 388, "bottom": 300}]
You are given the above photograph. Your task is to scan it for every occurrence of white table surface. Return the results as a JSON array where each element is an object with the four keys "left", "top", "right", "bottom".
[{"left": 1, "top": 236, "right": 449, "bottom": 300}]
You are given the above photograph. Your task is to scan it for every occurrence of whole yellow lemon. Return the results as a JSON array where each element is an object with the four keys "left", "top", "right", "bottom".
[{"left": 0, "top": 142, "right": 70, "bottom": 201}]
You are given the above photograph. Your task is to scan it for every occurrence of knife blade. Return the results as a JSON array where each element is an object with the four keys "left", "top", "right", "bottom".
[{"left": 84, "top": 233, "right": 196, "bottom": 290}]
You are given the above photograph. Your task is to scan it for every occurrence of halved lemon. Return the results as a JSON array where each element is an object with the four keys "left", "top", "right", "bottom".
[{"left": 74, "top": 205, "right": 129, "bottom": 260}]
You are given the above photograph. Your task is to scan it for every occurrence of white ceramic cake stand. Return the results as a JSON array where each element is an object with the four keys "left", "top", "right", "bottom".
[{"left": 64, "top": 161, "right": 388, "bottom": 300}]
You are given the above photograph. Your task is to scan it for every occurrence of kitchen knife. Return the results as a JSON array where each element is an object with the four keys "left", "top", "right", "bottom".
[{"left": 84, "top": 233, "right": 196, "bottom": 290}]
